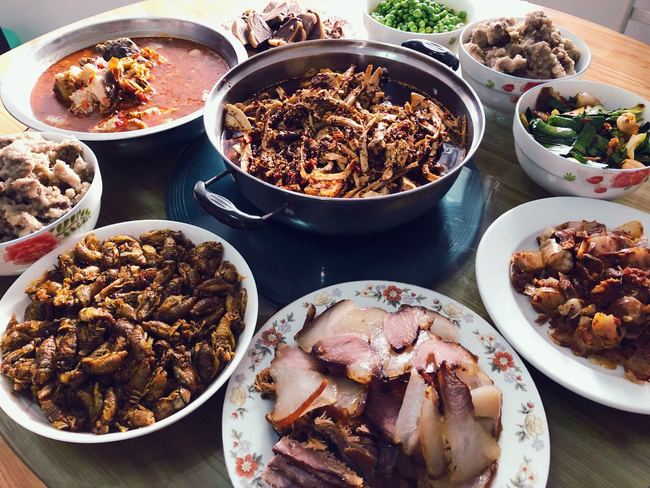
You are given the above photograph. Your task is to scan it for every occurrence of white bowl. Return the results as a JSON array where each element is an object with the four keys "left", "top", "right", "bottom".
[
  {"left": 513, "top": 80, "right": 650, "bottom": 199},
  {"left": 459, "top": 17, "right": 591, "bottom": 113},
  {"left": 0, "top": 220, "right": 259, "bottom": 443},
  {"left": 363, "top": 0, "right": 474, "bottom": 52},
  {"left": 0, "top": 132, "right": 102, "bottom": 276}
]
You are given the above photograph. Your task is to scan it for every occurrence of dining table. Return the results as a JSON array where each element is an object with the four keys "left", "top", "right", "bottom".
[{"left": 0, "top": 0, "right": 649, "bottom": 486}]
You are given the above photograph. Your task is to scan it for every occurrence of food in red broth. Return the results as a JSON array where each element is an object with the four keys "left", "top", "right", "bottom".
[{"left": 31, "top": 37, "right": 229, "bottom": 133}]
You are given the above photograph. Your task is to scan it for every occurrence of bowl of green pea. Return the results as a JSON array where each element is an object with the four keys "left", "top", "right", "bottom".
[{"left": 363, "top": 0, "right": 474, "bottom": 51}]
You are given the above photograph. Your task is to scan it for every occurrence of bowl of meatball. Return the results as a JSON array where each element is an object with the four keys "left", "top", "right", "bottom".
[
  {"left": 0, "top": 132, "right": 101, "bottom": 275},
  {"left": 459, "top": 10, "right": 591, "bottom": 113}
]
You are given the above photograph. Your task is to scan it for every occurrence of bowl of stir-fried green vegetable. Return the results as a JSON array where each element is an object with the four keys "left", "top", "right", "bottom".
[{"left": 513, "top": 80, "right": 650, "bottom": 199}]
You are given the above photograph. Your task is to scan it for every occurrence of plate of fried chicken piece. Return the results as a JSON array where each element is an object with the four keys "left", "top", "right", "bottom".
[
  {"left": 222, "top": 281, "right": 549, "bottom": 487},
  {"left": 476, "top": 197, "right": 650, "bottom": 414}
]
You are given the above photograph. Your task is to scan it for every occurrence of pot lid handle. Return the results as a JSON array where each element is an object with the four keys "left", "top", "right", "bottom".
[{"left": 401, "top": 39, "right": 459, "bottom": 71}]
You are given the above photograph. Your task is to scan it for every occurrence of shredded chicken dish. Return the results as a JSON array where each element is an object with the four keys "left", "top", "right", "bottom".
[
  {"left": 0, "top": 230, "right": 247, "bottom": 433},
  {"left": 464, "top": 11, "right": 581, "bottom": 79},
  {"left": 0, "top": 133, "right": 93, "bottom": 242},
  {"left": 256, "top": 300, "right": 502, "bottom": 486},
  {"left": 511, "top": 220, "right": 650, "bottom": 383},
  {"left": 224, "top": 64, "right": 467, "bottom": 198}
]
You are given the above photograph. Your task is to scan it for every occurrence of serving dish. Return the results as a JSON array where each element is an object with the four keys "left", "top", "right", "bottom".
[
  {"left": 0, "top": 220, "right": 258, "bottom": 442},
  {"left": 0, "top": 132, "right": 101, "bottom": 276},
  {"left": 0, "top": 17, "right": 247, "bottom": 154},
  {"left": 476, "top": 197, "right": 650, "bottom": 414},
  {"left": 222, "top": 280, "right": 550, "bottom": 486},
  {"left": 459, "top": 16, "right": 591, "bottom": 113},
  {"left": 514, "top": 80, "right": 650, "bottom": 199},
  {"left": 363, "top": 0, "right": 475, "bottom": 52},
  {"left": 199, "top": 39, "right": 485, "bottom": 235},
  {"left": 169, "top": 137, "right": 485, "bottom": 304}
]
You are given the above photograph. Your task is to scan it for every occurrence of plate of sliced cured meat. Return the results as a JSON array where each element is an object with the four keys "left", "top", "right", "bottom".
[
  {"left": 476, "top": 197, "right": 650, "bottom": 414},
  {"left": 222, "top": 281, "right": 549, "bottom": 487}
]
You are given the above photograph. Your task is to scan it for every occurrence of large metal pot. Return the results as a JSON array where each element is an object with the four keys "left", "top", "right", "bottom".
[
  {"left": 198, "top": 39, "right": 485, "bottom": 235},
  {"left": 1, "top": 17, "right": 247, "bottom": 154}
]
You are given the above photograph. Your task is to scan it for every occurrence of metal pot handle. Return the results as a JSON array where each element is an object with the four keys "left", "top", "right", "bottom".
[
  {"left": 193, "top": 169, "right": 291, "bottom": 229},
  {"left": 401, "top": 39, "right": 460, "bottom": 71}
]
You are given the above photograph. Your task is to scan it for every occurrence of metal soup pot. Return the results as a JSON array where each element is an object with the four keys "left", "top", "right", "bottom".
[
  {"left": 198, "top": 39, "right": 485, "bottom": 235},
  {"left": 1, "top": 17, "right": 247, "bottom": 154}
]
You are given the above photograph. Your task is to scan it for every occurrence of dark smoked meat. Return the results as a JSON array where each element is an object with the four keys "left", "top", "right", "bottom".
[
  {"left": 262, "top": 1, "right": 289, "bottom": 28},
  {"left": 245, "top": 12, "right": 273, "bottom": 49},
  {"left": 274, "top": 17, "right": 306, "bottom": 43},
  {"left": 311, "top": 416, "right": 379, "bottom": 479},
  {"left": 263, "top": 436, "right": 364, "bottom": 487},
  {"left": 229, "top": 0, "right": 345, "bottom": 54},
  {"left": 95, "top": 37, "right": 140, "bottom": 61},
  {"left": 306, "top": 9, "right": 328, "bottom": 40}
]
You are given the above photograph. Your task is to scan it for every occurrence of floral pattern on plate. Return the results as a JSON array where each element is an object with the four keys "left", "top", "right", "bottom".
[{"left": 222, "top": 281, "right": 551, "bottom": 487}]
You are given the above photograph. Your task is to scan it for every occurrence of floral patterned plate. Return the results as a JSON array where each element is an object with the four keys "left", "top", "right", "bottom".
[
  {"left": 476, "top": 197, "right": 650, "bottom": 414},
  {"left": 222, "top": 281, "right": 550, "bottom": 487}
]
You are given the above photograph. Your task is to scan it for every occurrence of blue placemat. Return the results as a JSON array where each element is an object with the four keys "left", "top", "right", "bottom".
[{"left": 166, "top": 136, "right": 485, "bottom": 305}]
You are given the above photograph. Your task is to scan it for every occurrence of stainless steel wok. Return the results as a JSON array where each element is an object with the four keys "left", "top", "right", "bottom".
[
  {"left": 198, "top": 39, "right": 485, "bottom": 235},
  {"left": 1, "top": 17, "right": 247, "bottom": 153}
]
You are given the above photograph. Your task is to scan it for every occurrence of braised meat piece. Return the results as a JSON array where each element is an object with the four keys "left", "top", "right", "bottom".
[
  {"left": 95, "top": 37, "right": 141, "bottom": 61},
  {"left": 245, "top": 12, "right": 273, "bottom": 48},
  {"left": 511, "top": 219, "right": 650, "bottom": 383},
  {"left": 274, "top": 17, "right": 306, "bottom": 43},
  {"left": 52, "top": 37, "right": 165, "bottom": 129},
  {"left": 228, "top": 0, "right": 347, "bottom": 54}
]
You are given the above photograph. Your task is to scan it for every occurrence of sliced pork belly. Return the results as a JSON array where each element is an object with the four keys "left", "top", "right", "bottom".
[
  {"left": 384, "top": 306, "right": 458, "bottom": 350},
  {"left": 455, "top": 363, "right": 494, "bottom": 390},
  {"left": 419, "top": 384, "right": 446, "bottom": 479},
  {"left": 313, "top": 333, "right": 382, "bottom": 383},
  {"left": 454, "top": 363, "right": 502, "bottom": 420},
  {"left": 276, "top": 342, "right": 322, "bottom": 370},
  {"left": 329, "top": 376, "right": 367, "bottom": 417},
  {"left": 412, "top": 334, "right": 478, "bottom": 372},
  {"left": 295, "top": 300, "right": 387, "bottom": 352},
  {"left": 470, "top": 385, "right": 502, "bottom": 419},
  {"left": 268, "top": 345, "right": 337, "bottom": 429},
  {"left": 394, "top": 368, "right": 427, "bottom": 456},
  {"left": 438, "top": 363, "right": 500, "bottom": 485},
  {"left": 381, "top": 330, "right": 430, "bottom": 379},
  {"left": 270, "top": 436, "right": 364, "bottom": 487},
  {"left": 383, "top": 306, "right": 426, "bottom": 350},
  {"left": 427, "top": 311, "right": 460, "bottom": 341}
]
